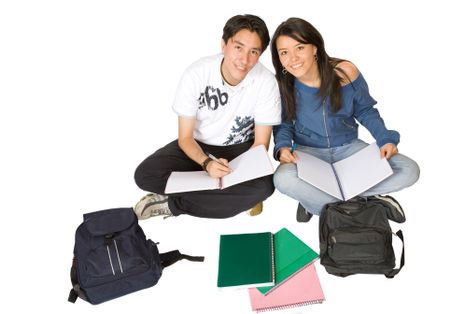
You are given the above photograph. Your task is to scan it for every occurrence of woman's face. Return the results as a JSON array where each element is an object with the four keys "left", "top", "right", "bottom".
[{"left": 276, "top": 35, "right": 317, "bottom": 80}]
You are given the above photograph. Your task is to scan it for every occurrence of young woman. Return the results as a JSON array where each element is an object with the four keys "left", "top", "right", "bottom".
[{"left": 271, "top": 18, "right": 419, "bottom": 222}]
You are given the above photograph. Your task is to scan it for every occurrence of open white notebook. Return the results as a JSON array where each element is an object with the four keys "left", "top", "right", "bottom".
[
  {"left": 296, "top": 142, "right": 393, "bottom": 200},
  {"left": 165, "top": 145, "right": 274, "bottom": 194}
]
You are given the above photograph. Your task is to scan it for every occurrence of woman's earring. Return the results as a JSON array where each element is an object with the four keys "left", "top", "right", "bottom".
[
  {"left": 314, "top": 54, "right": 318, "bottom": 62},
  {"left": 282, "top": 67, "right": 287, "bottom": 75}
]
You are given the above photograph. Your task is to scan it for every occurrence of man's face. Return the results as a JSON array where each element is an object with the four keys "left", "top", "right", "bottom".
[{"left": 221, "top": 29, "right": 262, "bottom": 86}]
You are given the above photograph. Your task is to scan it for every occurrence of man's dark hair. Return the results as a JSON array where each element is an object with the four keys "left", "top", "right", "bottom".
[{"left": 222, "top": 14, "right": 270, "bottom": 52}]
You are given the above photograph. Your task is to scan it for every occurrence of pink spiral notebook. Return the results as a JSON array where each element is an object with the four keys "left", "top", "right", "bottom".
[{"left": 248, "top": 263, "right": 325, "bottom": 312}]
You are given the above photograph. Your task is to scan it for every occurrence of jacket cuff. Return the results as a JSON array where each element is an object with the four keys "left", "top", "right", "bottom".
[{"left": 377, "top": 135, "right": 400, "bottom": 148}]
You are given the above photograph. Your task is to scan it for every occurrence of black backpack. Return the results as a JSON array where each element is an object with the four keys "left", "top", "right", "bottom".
[
  {"left": 68, "top": 207, "right": 204, "bottom": 304},
  {"left": 319, "top": 196, "right": 405, "bottom": 278}
]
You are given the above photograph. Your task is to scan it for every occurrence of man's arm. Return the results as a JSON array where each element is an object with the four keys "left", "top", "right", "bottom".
[
  {"left": 178, "top": 116, "right": 208, "bottom": 165},
  {"left": 178, "top": 116, "right": 230, "bottom": 178},
  {"left": 252, "top": 124, "right": 272, "bottom": 150}
]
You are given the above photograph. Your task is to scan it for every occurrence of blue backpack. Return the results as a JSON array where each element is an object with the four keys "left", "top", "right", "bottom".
[{"left": 68, "top": 207, "right": 204, "bottom": 304}]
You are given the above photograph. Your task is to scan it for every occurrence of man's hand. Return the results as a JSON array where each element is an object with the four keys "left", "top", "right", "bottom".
[{"left": 206, "top": 158, "right": 231, "bottom": 178}]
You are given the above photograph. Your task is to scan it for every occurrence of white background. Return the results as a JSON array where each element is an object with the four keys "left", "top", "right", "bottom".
[{"left": 1, "top": 0, "right": 448, "bottom": 313}]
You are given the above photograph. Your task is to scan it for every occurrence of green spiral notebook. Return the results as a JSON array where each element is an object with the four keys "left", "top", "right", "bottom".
[
  {"left": 217, "top": 232, "right": 275, "bottom": 289},
  {"left": 257, "top": 228, "right": 319, "bottom": 294}
]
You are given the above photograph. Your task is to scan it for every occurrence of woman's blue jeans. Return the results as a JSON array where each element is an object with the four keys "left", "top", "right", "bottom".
[{"left": 273, "top": 139, "right": 420, "bottom": 215}]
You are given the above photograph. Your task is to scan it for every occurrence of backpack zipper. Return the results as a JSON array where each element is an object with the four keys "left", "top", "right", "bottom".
[
  {"left": 106, "top": 245, "right": 116, "bottom": 275},
  {"left": 113, "top": 239, "right": 124, "bottom": 274},
  {"left": 105, "top": 236, "right": 124, "bottom": 275}
]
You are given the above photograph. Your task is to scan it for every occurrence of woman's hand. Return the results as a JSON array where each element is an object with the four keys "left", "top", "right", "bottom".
[
  {"left": 380, "top": 143, "right": 398, "bottom": 159},
  {"left": 206, "top": 158, "right": 231, "bottom": 178},
  {"left": 279, "top": 147, "right": 298, "bottom": 164}
]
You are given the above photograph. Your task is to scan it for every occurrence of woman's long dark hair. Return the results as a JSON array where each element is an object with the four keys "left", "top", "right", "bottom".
[{"left": 271, "top": 18, "right": 348, "bottom": 120}]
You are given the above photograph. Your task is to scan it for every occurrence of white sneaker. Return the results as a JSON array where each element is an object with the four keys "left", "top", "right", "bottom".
[
  {"left": 371, "top": 195, "right": 405, "bottom": 223},
  {"left": 134, "top": 193, "right": 172, "bottom": 220}
]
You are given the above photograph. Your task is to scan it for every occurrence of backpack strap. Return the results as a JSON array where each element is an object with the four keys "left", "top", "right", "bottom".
[
  {"left": 159, "top": 250, "right": 205, "bottom": 268},
  {"left": 385, "top": 230, "right": 405, "bottom": 278},
  {"left": 68, "top": 289, "right": 78, "bottom": 303},
  {"left": 68, "top": 258, "right": 88, "bottom": 303}
]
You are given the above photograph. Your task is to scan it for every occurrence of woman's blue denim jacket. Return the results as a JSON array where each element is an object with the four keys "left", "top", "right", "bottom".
[{"left": 273, "top": 74, "right": 400, "bottom": 160}]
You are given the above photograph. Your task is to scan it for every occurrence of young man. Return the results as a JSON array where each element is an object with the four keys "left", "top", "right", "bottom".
[{"left": 134, "top": 14, "right": 281, "bottom": 219}]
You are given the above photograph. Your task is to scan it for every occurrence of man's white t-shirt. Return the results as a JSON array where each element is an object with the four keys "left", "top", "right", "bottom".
[{"left": 172, "top": 54, "right": 281, "bottom": 146}]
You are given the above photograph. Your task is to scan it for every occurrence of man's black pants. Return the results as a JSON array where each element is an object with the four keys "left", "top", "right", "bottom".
[{"left": 134, "top": 140, "right": 274, "bottom": 218}]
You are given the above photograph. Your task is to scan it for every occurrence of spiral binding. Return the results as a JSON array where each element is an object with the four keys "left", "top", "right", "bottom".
[
  {"left": 270, "top": 233, "right": 275, "bottom": 284},
  {"left": 257, "top": 299, "right": 323, "bottom": 312}
]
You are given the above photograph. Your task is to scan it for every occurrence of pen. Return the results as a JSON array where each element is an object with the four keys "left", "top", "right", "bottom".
[
  {"left": 290, "top": 143, "right": 297, "bottom": 153},
  {"left": 207, "top": 153, "right": 230, "bottom": 169}
]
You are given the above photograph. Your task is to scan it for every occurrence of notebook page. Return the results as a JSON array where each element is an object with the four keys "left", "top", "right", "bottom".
[
  {"left": 333, "top": 142, "right": 393, "bottom": 200},
  {"left": 296, "top": 150, "right": 342, "bottom": 200},
  {"left": 221, "top": 145, "right": 274, "bottom": 188},
  {"left": 165, "top": 171, "right": 219, "bottom": 194}
]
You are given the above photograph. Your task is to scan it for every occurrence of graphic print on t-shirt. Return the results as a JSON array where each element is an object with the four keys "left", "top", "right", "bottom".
[
  {"left": 198, "top": 86, "right": 229, "bottom": 110},
  {"left": 223, "top": 116, "right": 254, "bottom": 145}
]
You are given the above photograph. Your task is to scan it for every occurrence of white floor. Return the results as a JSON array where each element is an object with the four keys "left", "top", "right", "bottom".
[{"left": 1, "top": 1, "right": 448, "bottom": 313}]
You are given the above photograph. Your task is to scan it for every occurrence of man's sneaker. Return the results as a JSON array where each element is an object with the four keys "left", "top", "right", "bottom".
[
  {"left": 296, "top": 203, "right": 312, "bottom": 222},
  {"left": 371, "top": 195, "right": 405, "bottom": 223},
  {"left": 134, "top": 193, "right": 172, "bottom": 220},
  {"left": 247, "top": 202, "right": 263, "bottom": 216}
]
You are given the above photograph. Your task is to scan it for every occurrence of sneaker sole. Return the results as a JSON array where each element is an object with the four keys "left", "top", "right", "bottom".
[
  {"left": 138, "top": 201, "right": 168, "bottom": 219},
  {"left": 247, "top": 203, "right": 263, "bottom": 216},
  {"left": 134, "top": 194, "right": 169, "bottom": 219}
]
